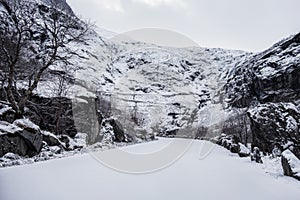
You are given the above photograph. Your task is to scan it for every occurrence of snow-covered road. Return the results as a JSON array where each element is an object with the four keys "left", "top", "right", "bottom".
[{"left": 0, "top": 138, "right": 299, "bottom": 200}]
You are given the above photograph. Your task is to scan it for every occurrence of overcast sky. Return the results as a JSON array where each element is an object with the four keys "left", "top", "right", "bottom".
[{"left": 67, "top": 0, "right": 300, "bottom": 52}]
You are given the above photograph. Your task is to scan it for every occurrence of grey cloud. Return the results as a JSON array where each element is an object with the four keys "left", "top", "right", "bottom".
[{"left": 67, "top": 0, "right": 300, "bottom": 52}]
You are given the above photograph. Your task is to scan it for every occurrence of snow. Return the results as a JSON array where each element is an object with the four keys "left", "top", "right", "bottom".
[
  {"left": 0, "top": 121, "right": 22, "bottom": 135},
  {"left": 259, "top": 66, "right": 277, "bottom": 77},
  {"left": 41, "top": 130, "right": 58, "bottom": 138},
  {"left": 0, "top": 138, "right": 299, "bottom": 200},
  {"left": 238, "top": 142, "right": 251, "bottom": 155},
  {"left": 0, "top": 106, "right": 12, "bottom": 116},
  {"left": 13, "top": 118, "right": 40, "bottom": 131}
]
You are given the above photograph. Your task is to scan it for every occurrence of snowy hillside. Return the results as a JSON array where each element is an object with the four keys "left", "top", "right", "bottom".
[
  {"left": 0, "top": 138, "right": 299, "bottom": 200},
  {"left": 35, "top": 20, "right": 249, "bottom": 142}
]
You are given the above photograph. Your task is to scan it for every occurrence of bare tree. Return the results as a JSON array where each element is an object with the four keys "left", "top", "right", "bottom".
[
  {"left": 221, "top": 108, "right": 252, "bottom": 145},
  {"left": 0, "top": 0, "right": 90, "bottom": 117},
  {"left": 234, "top": 108, "right": 251, "bottom": 145}
]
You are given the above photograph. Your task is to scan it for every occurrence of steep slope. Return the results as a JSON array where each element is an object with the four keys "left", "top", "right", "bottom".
[
  {"left": 66, "top": 38, "right": 248, "bottom": 141},
  {"left": 225, "top": 33, "right": 300, "bottom": 159}
]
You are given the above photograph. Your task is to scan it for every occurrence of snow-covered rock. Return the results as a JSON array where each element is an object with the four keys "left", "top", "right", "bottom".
[
  {"left": 225, "top": 32, "right": 300, "bottom": 108},
  {"left": 238, "top": 142, "right": 251, "bottom": 157},
  {"left": 0, "top": 119, "right": 43, "bottom": 157},
  {"left": 248, "top": 103, "right": 300, "bottom": 155},
  {"left": 41, "top": 131, "right": 64, "bottom": 147},
  {"left": 281, "top": 150, "right": 300, "bottom": 180},
  {"left": 215, "top": 134, "right": 251, "bottom": 157}
]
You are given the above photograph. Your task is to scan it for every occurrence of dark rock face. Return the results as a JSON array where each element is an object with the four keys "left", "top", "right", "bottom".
[
  {"left": 0, "top": 120, "right": 43, "bottom": 157},
  {"left": 108, "top": 119, "right": 126, "bottom": 142},
  {"left": 0, "top": 132, "right": 31, "bottom": 157},
  {"left": 282, "top": 154, "right": 294, "bottom": 177},
  {"left": 0, "top": 103, "right": 14, "bottom": 123},
  {"left": 13, "top": 119, "right": 43, "bottom": 153},
  {"left": 247, "top": 103, "right": 300, "bottom": 155},
  {"left": 281, "top": 150, "right": 300, "bottom": 180},
  {"left": 40, "top": 0, "right": 74, "bottom": 15},
  {"left": 26, "top": 95, "right": 78, "bottom": 138},
  {"left": 225, "top": 32, "right": 300, "bottom": 160},
  {"left": 42, "top": 132, "right": 63, "bottom": 147},
  {"left": 226, "top": 32, "right": 300, "bottom": 108}
]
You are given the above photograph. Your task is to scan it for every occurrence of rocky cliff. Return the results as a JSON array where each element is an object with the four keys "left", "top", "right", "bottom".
[{"left": 225, "top": 33, "right": 300, "bottom": 159}]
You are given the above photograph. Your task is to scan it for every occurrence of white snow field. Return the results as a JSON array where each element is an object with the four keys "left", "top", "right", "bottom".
[{"left": 0, "top": 138, "right": 299, "bottom": 200}]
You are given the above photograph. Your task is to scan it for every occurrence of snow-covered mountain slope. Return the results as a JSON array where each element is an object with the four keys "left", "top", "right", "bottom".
[
  {"left": 0, "top": 138, "right": 299, "bottom": 200},
  {"left": 27, "top": 10, "right": 249, "bottom": 141},
  {"left": 51, "top": 28, "right": 249, "bottom": 140}
]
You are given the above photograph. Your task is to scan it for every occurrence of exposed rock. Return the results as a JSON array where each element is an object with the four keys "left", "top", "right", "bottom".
[
  {"left": 0, "top": 119, "right": 43, "bottom": 157},
  {"left": 13, "top": 119, "right": 43, "bottom": 153},
  {"left": 39, "top": 0, "right": 74, "bottom": 15},
  {"left": 224, "top": 33, "right": 300, "bottom": 165},
  {"left": 281, "top": 150, "right": 300, "bottom": 180},
  {"left": 247, "top": 103, "right": 300, "bottom": 155},
  {"left": 230, "top": 143, "right": 239, "bottom": 154},
  {"left": 41, "top": 131, "right": 64, "bottom": 147},
  {"left": 26, "top": 95, "right": 78, "bottom": 138},
  {"left": 57, "top": 133, "right": 87, "bottom": 151},
  {"left": 0, "top": 153, "right": 24, "bottom": 167},
  {"left": 226, "top": 33, "right": 300, "bottom": 108},
  {"left": 108, "top": 118, "right": 126, "bottom": 142},
  {"left": 251, "top": 147, "right": 263, "bottom": 163}
]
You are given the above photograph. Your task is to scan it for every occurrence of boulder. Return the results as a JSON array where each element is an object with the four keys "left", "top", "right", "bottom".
[
  {"left": 0, "top": 119, "right": 43, "bottom": 157},
  {"left": 42, "top": 131, "right": 64, "bottom": 147},
  {"left": 57, "top": 133, "right": 87, "bottom": 151},
  {"left": 251, "top": 147, "right": 263, "bottom": 163},
  {"left": 13, "top": 119, "right": 43, "bottom": 153},
  {"left": 0, "top": 103, "right": 14, "bottom": 123},
  {"left": 281, "top": 150, "right": 300, "bottom": 180},
  {"left": 238, "top": 143, "right": 251, "bottom": 157}
]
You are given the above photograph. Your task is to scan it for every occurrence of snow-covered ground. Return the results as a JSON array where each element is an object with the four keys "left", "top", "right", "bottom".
[{"left": 0, "top": 138, "right": 299, "bottom": 200}]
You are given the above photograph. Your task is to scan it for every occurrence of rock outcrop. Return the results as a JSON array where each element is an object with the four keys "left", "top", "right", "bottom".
[
  {"left": 226, "top": 32, "right": 300, "bottom": 108},
  {"left": 225, "top": 32, "right": 300, "bottom": 160},
  {"left": 0, "top": 119, "right": 43, "bottom": 157},
  {"left": 247, "top": 103, "right": 300, "bottom": 155},
  {"left": 281, "top": 150, "right": 300, "bottom": 180}
]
